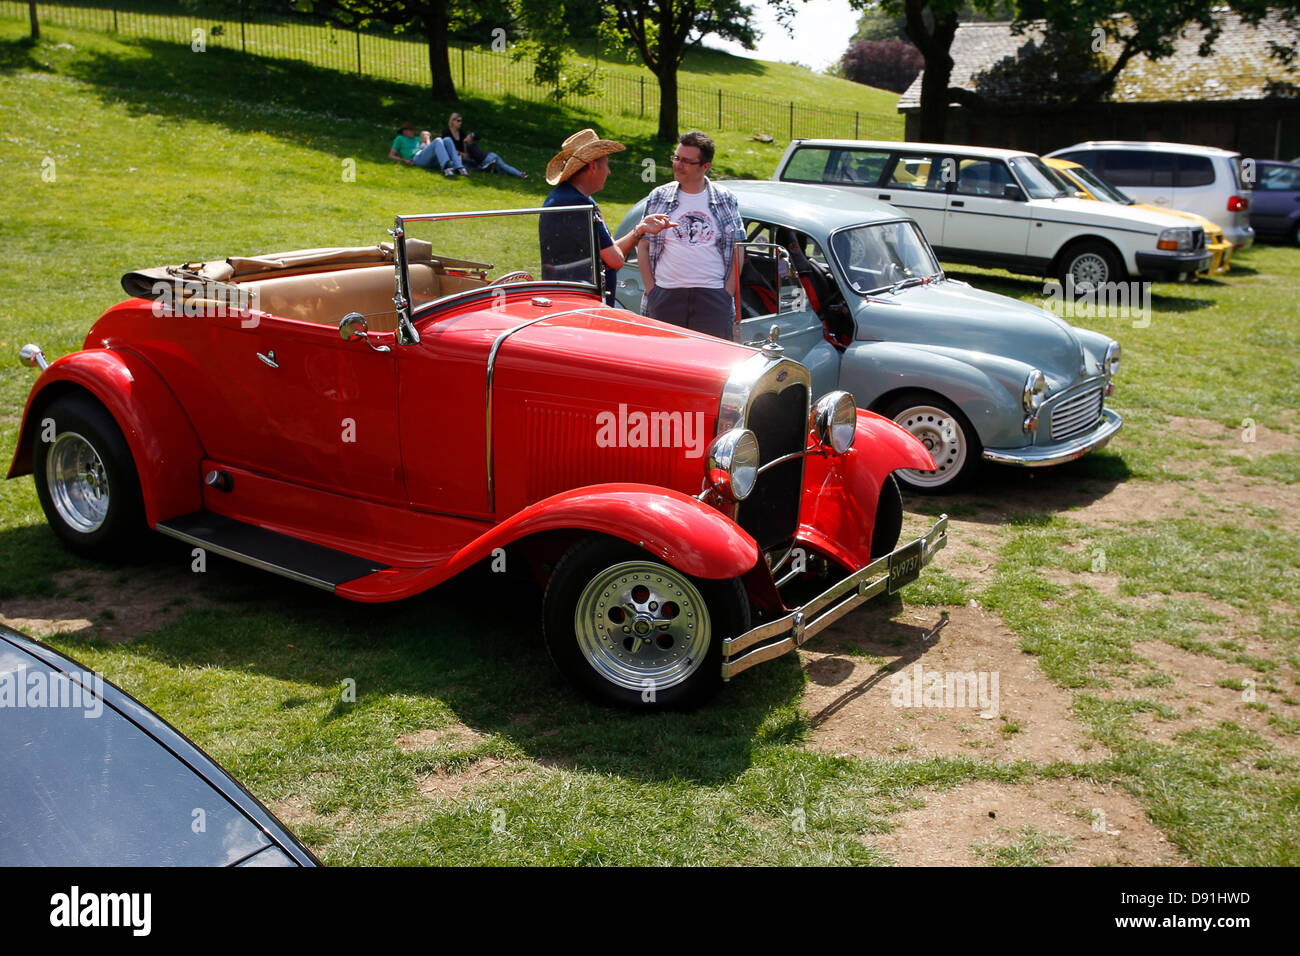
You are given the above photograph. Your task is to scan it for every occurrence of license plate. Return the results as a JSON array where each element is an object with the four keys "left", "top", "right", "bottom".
[{"left": 887, "top": 537, "right": 924, "bottom": 595}]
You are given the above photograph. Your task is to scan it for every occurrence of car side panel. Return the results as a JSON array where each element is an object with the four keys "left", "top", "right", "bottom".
[
  {"left": 9, "top": 349, "right": 204, "bottom": 528},
  {"left": 837, "top": 341, "right": 1029, "bottom": 450},
  {"left": 336, "top": 483, "right": 763, "bottom": 600}
]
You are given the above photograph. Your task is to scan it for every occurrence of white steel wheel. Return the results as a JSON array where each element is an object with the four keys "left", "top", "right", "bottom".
[{"left": 885, "top": 395, "right": 979, "bottom": 493}]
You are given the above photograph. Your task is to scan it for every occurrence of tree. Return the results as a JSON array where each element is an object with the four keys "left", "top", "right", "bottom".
[
  {"left": 28, "top": 1, "right": 38, "bottom": 40},
  {"left": 311, "top": 0, "right": 513, "bottom": 101},
  {"left": 840, "top": 39, "right": 923, "bottom": 92},
  {"left": 602, "top": 1, "right": 792, "bottom": 142},
  {"left": 861, "top": 0, "right": 1300, "bottom": 141}
]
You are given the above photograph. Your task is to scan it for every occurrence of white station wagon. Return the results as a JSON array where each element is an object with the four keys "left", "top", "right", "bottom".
[{"left": 775, "top": 139, "right": 1212, "bottom": 288}]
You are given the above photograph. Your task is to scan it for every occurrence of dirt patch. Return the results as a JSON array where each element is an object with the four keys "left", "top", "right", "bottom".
[
  {"left": 801, "top": 605, "right": 1105, "bottom": 763},
  {"left": 417, "top": 757, "right": 517, "bottom": 800},
  {"left": 396, "top": 723, "right": 487, "bottom": 752},
  {"left": 872, "top": 778, "right": 1188, "bottom": 866},
  {"left": 1111, "top": 640, "right": 1300, "bottom": 750},
  {"left": 0, "top": 563, "right": 214, "bottom": 643}
]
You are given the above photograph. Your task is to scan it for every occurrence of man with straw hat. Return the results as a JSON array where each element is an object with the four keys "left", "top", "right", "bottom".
[{"left": 541, "top": 129, "right": 674, "bottom": 305}]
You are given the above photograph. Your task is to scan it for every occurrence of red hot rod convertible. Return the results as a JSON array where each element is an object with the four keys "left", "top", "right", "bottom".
[{"left": 10, "top": 207, "right": 948, "bottom": 709}]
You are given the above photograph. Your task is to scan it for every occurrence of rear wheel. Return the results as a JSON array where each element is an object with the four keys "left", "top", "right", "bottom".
[
  {"left": 543, "top": 536, "right": 749, "bottom": 709},
  {"left": 33, "top": 394, "right": 147, "bottom": 560},
  {"left": 1057, "top": 240, "right": 1121, "bottom": 291}
]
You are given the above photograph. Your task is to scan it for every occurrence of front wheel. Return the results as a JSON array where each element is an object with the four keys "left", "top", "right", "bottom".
[
  {"left": 884, "top": 394, "right": 981, "bottom": 494},
  {"left": 33, "top": 394, "right": 147, "bottom": 561},
  {"left": 1057, "top": 240, "right": 1121, "bottom": 291},
  {"left": 542, "top": 536, "right": 749, "bottom": 709}
]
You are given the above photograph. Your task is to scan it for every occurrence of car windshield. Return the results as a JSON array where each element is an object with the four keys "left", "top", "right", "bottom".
[
  {"left": 397, "top": 207, "right": 601, "bottom": 315},
  {"left": 1065, "top": 164, "right": 1134, "bottom": 204},
  {"left": 829, "top": 221, "right": 941, "bottom": 294},
  {"left": 1008, "top": 155, "right": 1070, "bottom": 199}
]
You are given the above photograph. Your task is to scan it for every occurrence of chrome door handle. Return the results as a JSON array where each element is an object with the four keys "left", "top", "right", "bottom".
[{"left": 257, "top": 350, "right": 278, "bottom": 368}]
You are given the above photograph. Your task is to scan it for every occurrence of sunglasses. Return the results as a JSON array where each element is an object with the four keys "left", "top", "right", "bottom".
[{"left": 669, "top": 154, "right": 705, "bottom": 165}]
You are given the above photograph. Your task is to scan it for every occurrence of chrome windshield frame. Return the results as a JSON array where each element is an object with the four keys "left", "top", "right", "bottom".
[{"left": 392, "top": 206, "right": 599, "bottom": 343}]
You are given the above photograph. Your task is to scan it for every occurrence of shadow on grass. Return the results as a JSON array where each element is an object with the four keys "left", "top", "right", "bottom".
[
  {"left": 942, "top": 268, "right": 1219, "bottom": 314},
  {"left": 901, "top": 450, "right": 1133, "bottom": 527},
  {"left": 33, "top": 536, "right": 941, "bottom": 785},
  {"left": 27, "top": 33, "right": 666, "bottom": 204}
]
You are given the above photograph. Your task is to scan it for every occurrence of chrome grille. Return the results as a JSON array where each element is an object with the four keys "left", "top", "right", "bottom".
[
  {"left": 1050, "top": 385, "right": 1104, "bottom": 442},
  {"left": 720, "top": 354, "right": 809, "bottom": 552}
]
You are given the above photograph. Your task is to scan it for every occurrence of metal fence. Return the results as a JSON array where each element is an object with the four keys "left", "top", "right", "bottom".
[{"left": 3, "top": 0, "right": 874, "bottom": 140}]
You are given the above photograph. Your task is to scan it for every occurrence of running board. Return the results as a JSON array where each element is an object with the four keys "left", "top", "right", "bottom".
[{"left": 155, "top": 511, "right": 389, "bottom": 592}]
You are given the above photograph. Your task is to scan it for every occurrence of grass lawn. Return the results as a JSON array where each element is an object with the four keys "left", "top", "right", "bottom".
[{"left": 1, "top": 20, "right": 1297, "bottom": 866}]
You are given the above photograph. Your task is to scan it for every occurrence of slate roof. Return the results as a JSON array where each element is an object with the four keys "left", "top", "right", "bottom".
[{"left": 898, "top": 10, "right": 1300, "bottom": 111}]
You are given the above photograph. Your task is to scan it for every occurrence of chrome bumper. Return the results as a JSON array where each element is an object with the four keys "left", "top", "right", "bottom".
[
  {"left": 982, "top": 408, "right": 1122, "bottom": 468},
  {"left": 720, "top": 515, "right": 948, "bottom": 680}
]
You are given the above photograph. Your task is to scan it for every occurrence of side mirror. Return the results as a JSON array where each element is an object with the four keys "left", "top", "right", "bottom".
[
  {"left": 1003, "top": 183, "right": 1026, "bottom": 202},
  {"left": 339, "top": 312, "right": 391, "bottom": 353},
  {"left": 339, "top": 312, "right": 368, "bottom": 341}
]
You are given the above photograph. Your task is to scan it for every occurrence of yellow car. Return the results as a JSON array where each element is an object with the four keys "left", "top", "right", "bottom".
[{"left": 1045, "top": 157, "right": 1231, "bottom": 276}]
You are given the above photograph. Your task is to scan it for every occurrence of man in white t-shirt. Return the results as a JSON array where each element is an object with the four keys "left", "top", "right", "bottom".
[{"left": 638, "top": 131, "right": 745, "bottom": 340}]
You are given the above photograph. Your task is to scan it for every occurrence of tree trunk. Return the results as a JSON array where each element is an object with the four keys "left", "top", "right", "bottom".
[
  {"left": 656, "top": 66, "right": 679, "bottom": 142},
  {"left": 904, "top": 1, "right": 959, "bottom": 143},
  {"left": 424, "top": 5, "right": 456, "bottom": 101},
  {"left": 29, "top": 1, "right": 39, "bottom": 40}
]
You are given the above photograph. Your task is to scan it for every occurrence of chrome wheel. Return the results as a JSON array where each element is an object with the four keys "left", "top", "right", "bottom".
[
  {"left": 892, "top": 404, "right": 968, "bottom": 490},
  {"left": 572, "top": 560, "right": 711, "bottom": 693},
  {"left": 45, "top": 431, "right": 110, "bottom": 533}
]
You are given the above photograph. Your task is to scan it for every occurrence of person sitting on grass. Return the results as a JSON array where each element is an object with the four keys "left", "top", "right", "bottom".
[
  {"left": 388, "top": 122, "right": 466, "bottom": 178},
  {"left": 388, "top": 121, "right": 421, "bottom": 166},
  {"left": 462, "top": 131, "right": 527, "bottom": 179}
]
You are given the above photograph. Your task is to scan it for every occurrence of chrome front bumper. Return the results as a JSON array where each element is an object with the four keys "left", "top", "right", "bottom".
[
  {"left": 720, "top": 515, "right": 949, "bottom": 679},
  {"left": 982, "top": 408, "right": 1122, "bottom": 468}
]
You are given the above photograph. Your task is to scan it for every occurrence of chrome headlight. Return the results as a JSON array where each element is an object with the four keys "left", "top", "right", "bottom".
[
  {"left": 1157, "top": 227, "right": 1194, "bottom": 251},
  {"left": 1104, "top": 341, "right": 1121, "bottom": 377},
  {"left": 1022, "top": 369, "right": 1046, "bottom": 413},
  {"left": 813, "top": 390, "right": 857, "bottom": 455},
  {"left": 706, "top": 428, "right": 760, "bottom": 501}
]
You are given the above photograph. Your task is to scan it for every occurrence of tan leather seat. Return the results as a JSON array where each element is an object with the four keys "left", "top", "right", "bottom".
[{"left": 240, "top": 264, "right": 440, "bottom": 333}]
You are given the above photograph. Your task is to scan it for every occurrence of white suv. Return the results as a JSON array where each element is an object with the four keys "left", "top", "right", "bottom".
[
  {"left": 775, "top": 139, "right": 1212, "bottom": 288},
  {"left": 1045, "top": 141, "right": 1254, "bottom": 248}
]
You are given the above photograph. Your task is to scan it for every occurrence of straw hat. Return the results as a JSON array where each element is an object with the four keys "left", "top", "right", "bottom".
[{"left": 545, "top": 128, "right": 626, "bottom": 185}]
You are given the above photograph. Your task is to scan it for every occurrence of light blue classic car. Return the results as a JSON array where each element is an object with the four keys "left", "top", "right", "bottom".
[{"left": 613, "top": 181, "right": 1122, "bottom": 492}]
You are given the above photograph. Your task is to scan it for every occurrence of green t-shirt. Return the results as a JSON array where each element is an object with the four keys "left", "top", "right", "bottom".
[{"left": 391, "top": 134, "right": 420, "bottom": 161}]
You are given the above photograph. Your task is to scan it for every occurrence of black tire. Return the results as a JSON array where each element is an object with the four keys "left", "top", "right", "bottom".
[
  {"left": 542, "top": 535, "right": 749, "bottom": 710},
  {"left": 32, "top": 394, "right": 147, "bottom": 561},
  {"left": 1056, "top": 240, "right": 1122, "bottom": 291},
  {"left": 882, "top": 392, "right": 981, "bottom": 494},
  {"left": 870, "top": 474, "right": 904, "bottom": 560}
]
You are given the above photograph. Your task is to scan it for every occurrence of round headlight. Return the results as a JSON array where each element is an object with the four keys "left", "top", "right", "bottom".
[
  {"left": 706, "top": 428, "right": 760, "bottom": 501},
  {"left": 813, "top": 390, "right": 857, "bottom": 455},
  {"left": 1104, "top": 341, "right": 1121, "bottom": 378},
  {"left": 1023, "top": 369, "right": 1046, "bottom": 413}
]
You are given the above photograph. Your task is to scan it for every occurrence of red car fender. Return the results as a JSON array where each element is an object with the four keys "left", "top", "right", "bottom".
[
  {"left": 798, "top": 410, "right": 935, "bottom": 570},
  {"left": 338, "top": 483, "right": 761, "bottom": 602},
  {"left": 8, "top": 349, "right": 204, "bottom": 527}
]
